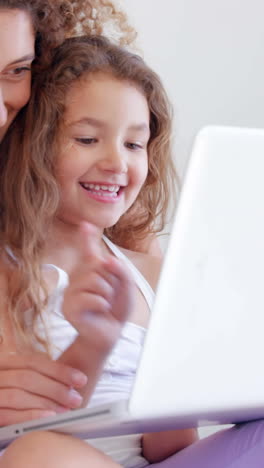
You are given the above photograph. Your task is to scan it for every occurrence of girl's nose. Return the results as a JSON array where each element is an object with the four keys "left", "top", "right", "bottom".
[
  {"left": 99, "top": 146, "right": 128, "bottom": 174},
  {"left": 0, "top": 88, "right": 8, "bottom": 127}
]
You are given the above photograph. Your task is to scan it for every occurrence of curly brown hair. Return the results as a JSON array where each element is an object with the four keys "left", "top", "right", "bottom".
[
  {"left": 0, "top": 35, "right": 177, "bottom": 349},
  {"left": 0, "top": 0, "right": 136, "bottom": 65}
]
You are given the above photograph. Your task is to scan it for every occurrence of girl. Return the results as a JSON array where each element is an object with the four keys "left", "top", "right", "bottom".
[
  {"left": 0, "top": 1, "right": 161, "bottom": 259},
  {"left": 1, "top": 34, "right": 264, "bottom": 468},
  {"left": 0, "top": 0, "right": 146, "bottom": 432},
  {"left": 0, "top": 34, "right": 190, "bottom": 467},
  {"left": 0, "top": 0, "right": 161, "bottom": 424}
]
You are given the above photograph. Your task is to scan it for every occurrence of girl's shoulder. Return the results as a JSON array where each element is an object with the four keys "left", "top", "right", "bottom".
[{"left": 119, "top": 246, "right": 162, "bottom": 292}]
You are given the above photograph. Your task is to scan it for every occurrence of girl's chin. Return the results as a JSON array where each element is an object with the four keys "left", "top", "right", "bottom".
[
  {"left": 81, "top": 213, "right": 124, "bottom": 230},
  {"left": 54, "top": 214, "right": 121, "bottom": 231}
]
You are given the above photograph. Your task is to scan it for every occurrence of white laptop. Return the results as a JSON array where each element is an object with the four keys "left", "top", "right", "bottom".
[{"left": 1, "top": 125, "right": 264, "bottom": 446}]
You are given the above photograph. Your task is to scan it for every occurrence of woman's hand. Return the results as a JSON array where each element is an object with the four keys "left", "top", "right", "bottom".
[{"left": 0, "top": 352, "right": 87, "bottom": 426}]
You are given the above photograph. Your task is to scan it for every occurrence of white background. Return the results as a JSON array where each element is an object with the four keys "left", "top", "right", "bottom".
[
  {"left": 121, "top": 0, "right": 264, "bottom": 438},
  {"left": 123, "top": 0, "right": 264, "bottom": 177}
]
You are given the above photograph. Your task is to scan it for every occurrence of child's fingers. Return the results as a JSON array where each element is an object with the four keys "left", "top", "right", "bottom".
[
  {"left": 64, "top": 288, "right": 113, "bottom": 321},
  {"left": 103, "top": 256, "right": 134, "bottom": 289},
  {"left": 67, "top": 258, "right": 132, "bottom": 303},
  {"left": 64, "top": 288, "right": 123, "bottom": 351},
  {"left": 102, "top": 256, "right": 135, "bottom": 323},
  {"left": 64, "top": 270, "right": 115, "bottom": 312},
  {"left": 74, "top": 222, "right": 104, "bottom": 263},
  {"left": 64, "top": 248, "right": 135, "bottom": 330}
]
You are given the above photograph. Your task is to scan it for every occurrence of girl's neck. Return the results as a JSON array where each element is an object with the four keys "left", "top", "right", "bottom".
[{"left": 51, "top": 217, "right": 104, "bottom": 243}]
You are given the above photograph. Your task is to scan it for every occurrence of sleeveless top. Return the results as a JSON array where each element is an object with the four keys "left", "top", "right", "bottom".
[{"left": 39, "top": 236, "right": 155, "bottom": 468}]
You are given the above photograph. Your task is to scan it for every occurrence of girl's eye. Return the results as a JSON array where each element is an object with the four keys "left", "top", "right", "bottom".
[
  {"left": 75, "top": 138, "right": 97, "bottom": 145},
  {"left": 125, "top": 142, "right": 143, "bottom": 150}
]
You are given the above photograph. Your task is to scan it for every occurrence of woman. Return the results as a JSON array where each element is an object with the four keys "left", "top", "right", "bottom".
[
  {"left": 0, "top": 0, "right": 162, "bottom": 436},
  {"left": 0, "top": 0, "right": 135, "bottom": 142}
]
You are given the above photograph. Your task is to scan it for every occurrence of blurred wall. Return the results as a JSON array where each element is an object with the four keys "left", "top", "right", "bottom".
[{"left": 123, "top": 0, "right": 264, "bottom": 177}]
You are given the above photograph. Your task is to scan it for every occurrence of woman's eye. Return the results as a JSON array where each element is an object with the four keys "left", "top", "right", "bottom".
[
  {"left": 14, "top": 67, "right": 31, "bottom": 75},
  {"left": 7, "top": 66, "right": 31, "bottom": 77},
  {"left": 75, "top": 137, "right": 97, "bottom": 145}
]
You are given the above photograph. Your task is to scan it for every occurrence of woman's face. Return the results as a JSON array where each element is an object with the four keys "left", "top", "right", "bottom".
[{"left": 0, "top": 9, "right": 35, "bottom": 142}]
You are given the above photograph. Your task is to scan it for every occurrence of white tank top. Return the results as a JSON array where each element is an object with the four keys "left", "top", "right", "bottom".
[{"left": 39, "top": 237, "right": 155, "bottom": 468}]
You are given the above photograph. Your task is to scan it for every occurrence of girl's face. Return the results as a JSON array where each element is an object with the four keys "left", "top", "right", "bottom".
[
  {"left": 55, "top": 73, "right": 150, "bottom": 231},
  {"left": 0, "top": 9, "right": 35, "bottom": 142}
]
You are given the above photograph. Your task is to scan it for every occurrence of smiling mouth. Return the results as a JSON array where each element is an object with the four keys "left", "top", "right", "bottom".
[{"left": 79, "top": 183, "right": 122, "bottom": 198}]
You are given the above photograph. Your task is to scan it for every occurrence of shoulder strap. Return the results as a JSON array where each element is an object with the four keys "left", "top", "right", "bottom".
[
  {"left": 102, "top": 236, "right": 155, "bottom": 311},
  {"left": 42, "top": 264, "right": 69, "bottom": 290}
]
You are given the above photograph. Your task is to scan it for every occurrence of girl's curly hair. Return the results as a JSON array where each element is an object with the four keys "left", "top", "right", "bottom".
[
  {"left": 0, "top": 0, "right": 136, "bottom": 66},
  {"left": 0, "top": 35, "right": 177, "bottom": 351}
]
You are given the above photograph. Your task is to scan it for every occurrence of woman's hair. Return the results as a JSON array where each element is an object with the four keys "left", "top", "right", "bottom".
[
  {"left": 0, "top": 35, "right": 177, "bottom": 349},
  {"left": 0, "top": 0, "right": 136, "bottom": 65}
]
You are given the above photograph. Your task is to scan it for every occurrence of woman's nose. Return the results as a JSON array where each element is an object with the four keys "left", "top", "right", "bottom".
[{"left": 0, "top": 88, "right": 8, "bottom": 127}]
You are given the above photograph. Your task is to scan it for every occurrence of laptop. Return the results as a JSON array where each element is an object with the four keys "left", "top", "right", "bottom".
[{"left": 1, "top": 125, "right": 264, "bottom": 446}]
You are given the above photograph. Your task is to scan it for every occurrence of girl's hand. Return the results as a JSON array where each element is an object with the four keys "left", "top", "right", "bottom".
[
  {"left": 63, "top": 222, "right": 135, "bottom": 353},
  {"left": 0, "top": 352, "right": 87, "bottom": 426},
  {"left": 60, "top": 223, "right": 135, "bottom": 404}
]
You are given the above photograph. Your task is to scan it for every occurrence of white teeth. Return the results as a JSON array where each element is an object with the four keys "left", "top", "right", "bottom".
[
  {"left": 82, "top": 183, "right": 120, "bottom": 193},
  {"left": 90, "top": 191, "right": 117, "bottom": 198}
]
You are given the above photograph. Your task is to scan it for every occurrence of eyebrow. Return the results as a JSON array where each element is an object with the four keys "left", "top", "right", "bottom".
[
  {"left": 8, "top": 54, "right": 35, "bottom": 66},
  {"left": 70, "top": 117, "right": 150, "bottom": 133}
]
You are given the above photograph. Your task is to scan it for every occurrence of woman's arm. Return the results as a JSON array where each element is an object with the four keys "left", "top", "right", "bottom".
[{"left": 142, "top": 429, "right": 199, "bottom": 463}]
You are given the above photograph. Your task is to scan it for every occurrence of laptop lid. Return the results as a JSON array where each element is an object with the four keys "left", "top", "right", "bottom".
[{"left": 129, "top": 125, "right": 264, "bottom": 425}]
